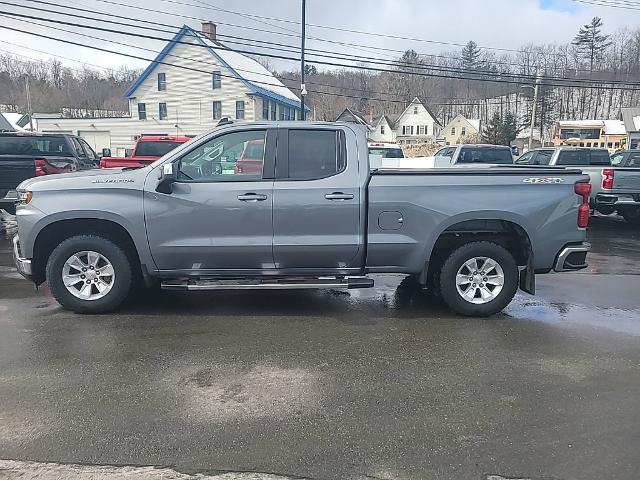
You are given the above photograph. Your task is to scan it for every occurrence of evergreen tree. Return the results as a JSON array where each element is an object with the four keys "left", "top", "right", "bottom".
[
  {"left": 461, "top": 41, "right": 482, "bottom": 70},
  {"left": 500, "top": 112, "right": 519, "bottom": 146},
  {"left": 572, "top": 17, "right": 611, "bottom": 73},
  {"left": 481, "top": 112, "right": 502, "bottom": 144}
]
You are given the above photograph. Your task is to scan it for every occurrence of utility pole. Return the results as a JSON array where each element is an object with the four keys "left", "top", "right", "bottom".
[
  {"left": 528, "top": 75, "right": 541, "bottom": 151},
  {"left": 24, "top": 75, "right": 34, "bottom": 131},
  {"left": 300, "top": 0, "right": 306, "bottom": 120}
]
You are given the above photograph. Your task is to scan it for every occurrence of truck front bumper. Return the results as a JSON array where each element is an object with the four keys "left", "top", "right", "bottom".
[
  {"left": 554, "top": 242, "right": 590, "bottom": 272},
  {"left": 12, "top": 235, "right": 32, "bottom": 280}
]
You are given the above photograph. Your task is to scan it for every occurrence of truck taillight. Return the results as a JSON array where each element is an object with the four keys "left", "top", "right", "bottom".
[
  {"left": 602, "top": 168, "right": 614, "bottom": 190},
  {"left": 575, "top": 182, "right": 591, "bottom": 229},
  {"left": 34, "top": 158, "right": 47, "bottom": 176}
]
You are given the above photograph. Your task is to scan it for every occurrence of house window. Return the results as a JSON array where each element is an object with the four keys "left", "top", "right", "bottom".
[
  {"left": 212, "top": 71, "right": 221, "bottom": 89},
  {"left": 461, "top": 127, "right": 466, "bottom": 136},
  {"left": 213, "top": 101, "right": 222, "bottom": 120},
  {"left": 425, "top": 125, "right": 430, "bottom": 135},
  {"left": 413, "top": 106, "right": 418, "bottom": 114},
  {"left": 451, "top": 127, "right": 456, "bottom": 135},
  {"left": 236, "top": 100, "right": 245, "bottom": 120},
  {"left": 158, "top": 102, "right": 167, "bottom": 120},
  {"left": 138, "top": 103, "right": 146, "bottom": 120},
  {"left": 381, "top": 125, "right": 385, "bottom": 134},
  {"left": 586, "top": 142, "right": 592, "bottom": 147},
  {"left": 263, "top": 100, "right": 270, "bottom": 120},
  {"left": 157, "top": 72, "right": 166, "bottom": 91},
  {"left": 418, "top": 126, "right": 425, "bottom": 135},
  {"left": 270, "top": 101, "right": 277, "bottom": 121}
]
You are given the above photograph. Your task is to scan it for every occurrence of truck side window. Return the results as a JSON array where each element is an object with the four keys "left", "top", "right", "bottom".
[
  {"left": 287, "top": 129, "right": 345, "bottom": 180},
  {"left": 536, "top": 150, "right": 553, "bottom": 165},
  {"left": 515, "top": 152, "right": 534, "bottom": 165},
  {"left": 177, "top": 130, "right": 266, "bottom": 182},
  {"left": 589, "top": 150, "right": 612, "bottom": 166},
  {"left": 557, "top": 150, "right": 589, "bottom": 166},
  {"left": 628, "top": 153, "right": 640, "bottom": 167}
]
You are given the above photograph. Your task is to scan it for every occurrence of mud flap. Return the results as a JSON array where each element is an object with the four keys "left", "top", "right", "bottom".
[{"left": 519, "top": 254, "right": 535, "bottom": 295}]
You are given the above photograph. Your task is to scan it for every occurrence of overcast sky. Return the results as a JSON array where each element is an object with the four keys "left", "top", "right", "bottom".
[{"left": 1, "top": 0, "right": 639, "bottom": 73}]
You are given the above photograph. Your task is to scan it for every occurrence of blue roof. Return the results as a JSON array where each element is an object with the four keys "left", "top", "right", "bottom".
[{"left": 123, "top": 25, "right": 309, "bottom": 111}]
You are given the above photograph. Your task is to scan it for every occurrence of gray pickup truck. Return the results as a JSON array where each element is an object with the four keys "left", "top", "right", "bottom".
[
  {"left": 12, "top": 122, "right": 590, "bottom": 317},
  {"left": 600, "top": 150, "right": 640, "bottom": 223},
  {"left": 517, "top": 147, "right": 640, "bottom": 222}
]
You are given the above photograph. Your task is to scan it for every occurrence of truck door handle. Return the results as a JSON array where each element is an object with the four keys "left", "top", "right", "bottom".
[
  {"left": 237, "top": 193, "right": 268, "bottom": 202},
  {"left": 325, "top": 192, "right": 354, "bottom": 200}
]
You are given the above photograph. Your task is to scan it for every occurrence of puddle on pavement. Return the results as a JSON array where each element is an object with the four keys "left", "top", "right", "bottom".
[{"left": 505, "top": 295, "right": 640, "bottom": 337}]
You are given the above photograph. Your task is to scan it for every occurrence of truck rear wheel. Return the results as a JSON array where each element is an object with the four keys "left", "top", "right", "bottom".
[
  {"left": 46, "top": 235, "right": 132, "bottom": 314},
  {"left": 439, "top": 241, "right": 518, "bottom": 317}
]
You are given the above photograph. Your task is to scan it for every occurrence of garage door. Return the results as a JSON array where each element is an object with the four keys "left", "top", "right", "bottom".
[{"left": 78, "top": 131, "right": 111, "bottom": 154}]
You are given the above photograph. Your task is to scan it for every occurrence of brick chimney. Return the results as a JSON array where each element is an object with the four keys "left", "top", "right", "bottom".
[{"left": 201, "top": 22, "right": 217, "bottom": 42}]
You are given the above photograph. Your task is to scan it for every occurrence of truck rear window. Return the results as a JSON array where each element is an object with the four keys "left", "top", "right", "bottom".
[
  {"left": 0, "top": 136, "right": 72, "bottom": 156},
  {"left": 589, "top": 150, "right": 612, "bottom": 166},
  {"left": 135, "top": 141, "right": 183, "bottom": 157},
  {"left": 457, "top": 147, "right": 513, "bottom": 164}
]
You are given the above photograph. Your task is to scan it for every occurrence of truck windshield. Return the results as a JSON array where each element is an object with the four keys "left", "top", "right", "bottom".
[
  {"left": 368, "top": 147, "right": 404, "bottom": 158},
  {"left": 135, "top": 141, "right": 183, "bottom": 157},
  {"left": 0, "top": 136, "right": 73, "bottom": 156},
  {"left": 457, "top": 147, "right": 513, "bottom": 164}
]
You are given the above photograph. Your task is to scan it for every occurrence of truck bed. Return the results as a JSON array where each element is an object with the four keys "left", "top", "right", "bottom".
[{"left": 366, "top": 167, "right": 588, "bottom": 274}]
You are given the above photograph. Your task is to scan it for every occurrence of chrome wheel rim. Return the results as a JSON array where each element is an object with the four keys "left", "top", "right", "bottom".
[
  {"left": 62, "top": 251, "right": 115, "bottom": 301},
  {"left": 455, "top": 256, "right": 504, "bottom": 305}
]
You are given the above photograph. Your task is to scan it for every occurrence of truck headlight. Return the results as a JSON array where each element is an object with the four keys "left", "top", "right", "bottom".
[{"left": 17, "top": 191, "right": 33, "bottom": 205}]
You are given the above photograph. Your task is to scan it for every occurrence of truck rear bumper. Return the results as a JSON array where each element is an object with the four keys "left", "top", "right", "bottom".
[
  {"left": 596, "top": 193, "right": 640, "bottom": 207},
  {"left": 554, "top": 242, "right": 590, "bottom": 272},
  {"left": 12, "top": 235, "right": 32, "bottom": 280}
]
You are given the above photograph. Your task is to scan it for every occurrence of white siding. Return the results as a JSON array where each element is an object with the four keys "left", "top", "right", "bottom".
[
  {"left": 369, "top": 118, "right": 396, "bottom": 143},
  {"left": 35, "top": 29, "right": 304, "bottom": 154},
  {"left": 130, "top": 35, "right": 254, "bottom": 125},
  {"left": 395, "top": 99, "right": 440, "bottom": 144}
]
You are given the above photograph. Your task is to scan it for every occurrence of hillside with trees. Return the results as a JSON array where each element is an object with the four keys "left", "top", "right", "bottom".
[{"left": 1, "top": 17, "right": 639, "bottom": 142}]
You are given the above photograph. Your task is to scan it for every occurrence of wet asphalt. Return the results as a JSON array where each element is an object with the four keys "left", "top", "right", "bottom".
[{"left": 1, "top": 215, "right": 640, "bottom": 480}]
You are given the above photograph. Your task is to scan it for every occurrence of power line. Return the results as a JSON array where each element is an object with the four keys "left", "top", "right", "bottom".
[
  {"left": 15, "top": 0, "right": 614, "bottom": 73},
  {"left": 4, "top": 5, "right": 638, "bottom": 89},
  {"left": 0, "top": 13, "right": 525, "bottom": 107},
  {"left": 0, "top": 22, "right": 576, "bottom": 108},
  {"left": 570, "top": 0, "right": 640, "bottom": 10}
]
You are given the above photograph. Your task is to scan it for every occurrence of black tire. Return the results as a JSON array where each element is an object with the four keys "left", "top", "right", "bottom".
[
  {"left": 439, "top": 241, "right": 518, "bottom": 317},
  {"left": 46, "top": 235, "right": 133, "bottom": 314}
]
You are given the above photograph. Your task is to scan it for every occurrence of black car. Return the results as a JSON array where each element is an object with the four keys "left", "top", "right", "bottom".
[{"left": 0, "top": 132, "right": 99, "bottom": 214}]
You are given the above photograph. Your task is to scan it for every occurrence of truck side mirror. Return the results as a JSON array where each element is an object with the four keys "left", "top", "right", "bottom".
[
  {"left": 101, "top": 148, "right": 111, "bottom": 157},
  {"left": 156, "top": 162, "right": 177, "bottom": 194}
]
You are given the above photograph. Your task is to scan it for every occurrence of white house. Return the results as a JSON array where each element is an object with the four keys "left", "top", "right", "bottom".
[
  {"left": 440, "top": 114, "right": 481, "bottom": 145},
  {"left": 367, "top": 98, "right": 441, "bottom": 145},
  {"left": 35, "top": 22, "right": 306, "bottom": 156},
  {"left": 393, "top": 97, "right": 442, "bottom": 145},
  {"left": 369, "top": 114, "right": 399, "bottom": 143}
]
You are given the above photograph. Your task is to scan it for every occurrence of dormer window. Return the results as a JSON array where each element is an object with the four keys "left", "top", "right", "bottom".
[{"left": 157, "top": 72, "right": 166, "bottom": 91}]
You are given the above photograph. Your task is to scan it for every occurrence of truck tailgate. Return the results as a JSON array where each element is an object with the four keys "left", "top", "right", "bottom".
[
  {"left": 0, "top": 155, "right": 35, "bottom": 197},
  {"left": 612, "top": 168, "right": 640, "bottom": 192}
]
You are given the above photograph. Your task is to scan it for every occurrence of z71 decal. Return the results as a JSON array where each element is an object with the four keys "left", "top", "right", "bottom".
[{"left": 522, "top": 177, "right": 565, "bottom": 184}]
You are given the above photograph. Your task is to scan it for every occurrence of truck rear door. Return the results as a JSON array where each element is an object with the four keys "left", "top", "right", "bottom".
[
  {"left": 611, "top": 153, "right": 640, "bottom": 192},
  {"left": 271, "top": 127, "right": 364, "bottom": 272}
]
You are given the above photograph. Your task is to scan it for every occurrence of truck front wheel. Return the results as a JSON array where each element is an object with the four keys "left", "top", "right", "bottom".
[
  {"left": 439, "top": 241, "right": 518, "bottom": 317},
  {"left": 46, "top": 235, "right": 132, "bottom": 314}
]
